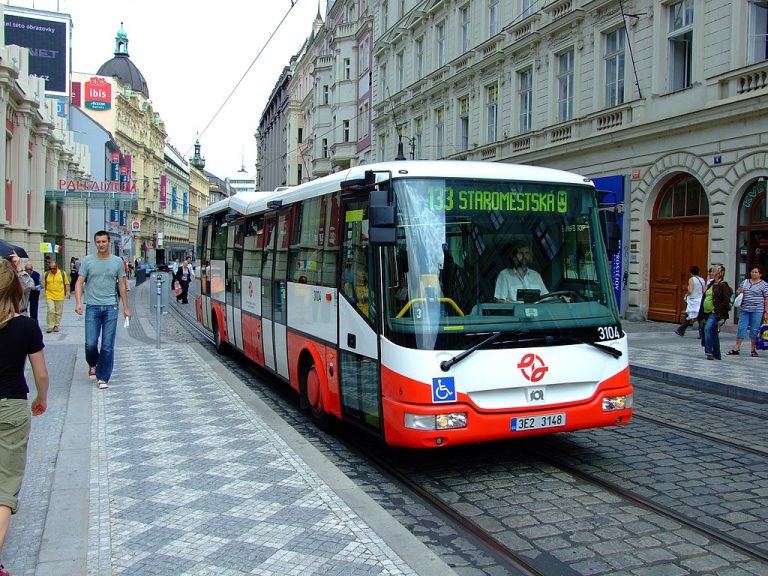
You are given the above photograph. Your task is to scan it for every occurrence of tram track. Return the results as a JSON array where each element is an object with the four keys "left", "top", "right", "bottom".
[
  {"left": 529, "top": 440, "right": 768, "bottom": 566},
  {"left": 167, "top": 298, "right": 768, "bottom": 575}
]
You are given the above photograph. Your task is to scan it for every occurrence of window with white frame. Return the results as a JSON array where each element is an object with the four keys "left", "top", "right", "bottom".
[
  {"left": 668, "top": 0, "right": 693, "bottom": 92},
  {"left": 522, "top": 0, "right": 534, "bottom": 18},
  {"left": 378, "top": 134, "right": 386, "bottom": 162},
  {"left": 459, "top": 96, "right": 470, "bottom": 151},
  {"left": 344, "top": 58, "right": 351, "bottom": 80},
  {"left": 486, "top": 85, "right": 498, "bottom": 143},
  {"left": 322, "top": 138, "right": 329, "bottom": 158},
  {"left": 519, "top": 68, "right": 532, "bottom": 133},
  {"left": 435, "top": 108, "right": 444, "bottom": 158},
  {"left": 460, "top": 4, "right": 471, "bottom": 53},
  {"left": 414, "top": 117, "right": 423, "bottom": 159},
  {"left": 380, "top": 63, "right": 388, "bottom": 99},
  {"left": 382, "top": 1, "right": 388, "bottom": 31},
  {"left": 557, "top": 49, "right": 574, "bottom": 122},
  {"left": 437, "top": 22, "right": 445, "bottom": 67},
  {"left": 415, "top": 38, "right": 424, "bottom": 79},
  {"left": 748, "top": 0, "right": 768, "bottom": 64},
  {"left": 343, "top": 120, "right": 350, "bottom": 142},
  {"left": 361, "top": 38, "right": 370, "bottom": 72},
  {"left": 323, "top": 84, "right": 329, "bottom": 105},
  {"left": 489, "top": 0, "right": 499, "bottom": 37},
  {"left": 396, "top": 51, "right": 404, "bottom": 90},
  {"left": 605, "top": 28, "right": 625, "bottom": 107}
]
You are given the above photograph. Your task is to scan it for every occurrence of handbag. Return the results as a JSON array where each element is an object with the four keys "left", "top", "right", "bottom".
[{"left": 733, "top": 293, "right": 743, "bottom": 308}]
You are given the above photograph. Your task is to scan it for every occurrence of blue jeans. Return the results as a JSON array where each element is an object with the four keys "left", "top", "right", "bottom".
[
  {"left": 85, "top": 305, "right": 118, "bottom": 382},
  {"left": 703, "top": 312, "right": 721, "bottom": 359},
  {"left": 736, "top": 309, "right": 764, "bottom": 341}
]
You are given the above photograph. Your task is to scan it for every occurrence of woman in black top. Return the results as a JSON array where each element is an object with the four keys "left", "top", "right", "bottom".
[{"left": 0, "top": 258, "right": 49, "bottom": 575}]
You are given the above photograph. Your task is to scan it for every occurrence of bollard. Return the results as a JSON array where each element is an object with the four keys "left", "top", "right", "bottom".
[{"left": 156, "top": 273, "right": 163, "bottom": 349}]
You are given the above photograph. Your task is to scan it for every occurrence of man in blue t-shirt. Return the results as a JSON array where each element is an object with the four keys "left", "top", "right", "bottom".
[{"left": 74, "top": 230, "right": 132, "bottom": 389}]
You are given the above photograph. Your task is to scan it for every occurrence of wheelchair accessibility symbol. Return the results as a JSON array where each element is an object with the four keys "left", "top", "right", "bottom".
[{"left": 431, "top": 377, "right": 457, "bottom": 403}]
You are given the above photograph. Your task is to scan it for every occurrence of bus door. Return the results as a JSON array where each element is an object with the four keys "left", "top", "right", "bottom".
[
  {"left": 338, "top": 198, "right": 382, "bottom": 435},
  {"left": 261, "top": 211, "right": 290, "bottom": 378},
  {"left": 227, "top": 220, "right": 245, "bottom": 352}
]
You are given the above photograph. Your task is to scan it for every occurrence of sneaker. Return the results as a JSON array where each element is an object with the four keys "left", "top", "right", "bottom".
[
  {"left": 88, "top": 367, "right": 96, "bottom": 380},
  {"left": 53, "top": 326, "right": 60, "bottom": 332},
  {"left": 97, "top": 380, "right": 108, "bottom": 389},
  {"left": 674, "top": 329, "right": 684, "bottom": 337}
]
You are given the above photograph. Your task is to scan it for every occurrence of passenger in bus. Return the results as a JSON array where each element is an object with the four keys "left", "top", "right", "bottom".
[{"left": 494, "top": 242, "right": 550, "bottom": 303}]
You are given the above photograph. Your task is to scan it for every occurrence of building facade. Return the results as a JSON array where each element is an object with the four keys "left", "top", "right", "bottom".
[
  {"left": 1, "top": 8, "right": 92, "bottom": 272},
  {"left": 73, "top": 25, "right": 167, "bottom": 265}
]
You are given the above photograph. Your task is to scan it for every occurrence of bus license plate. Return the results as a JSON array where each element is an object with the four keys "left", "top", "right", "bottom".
[{"left": 511, "top": 413, "right": 566, "bottom": 432}]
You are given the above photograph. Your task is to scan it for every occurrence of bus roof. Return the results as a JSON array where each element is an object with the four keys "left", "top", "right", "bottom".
[{"left": 199, "top": 160, "right": 593, "bottom": 219}]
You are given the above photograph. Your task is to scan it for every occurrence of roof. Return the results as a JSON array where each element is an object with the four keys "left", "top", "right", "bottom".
[
  {"left": 97, "top": 55, "right": 149, "bottom": 98},
  {"left": 200, "top": 160, "right": 594, "bottom": 220}
]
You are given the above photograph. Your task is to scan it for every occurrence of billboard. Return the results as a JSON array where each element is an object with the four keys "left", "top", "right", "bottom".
[{"left": 3, "top": 8, "right": 70, "bottom": 96}]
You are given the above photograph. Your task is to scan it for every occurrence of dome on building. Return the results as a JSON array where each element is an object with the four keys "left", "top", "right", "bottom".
[{"left": 96, "top": 23, "right": 150, "bottom": 98}]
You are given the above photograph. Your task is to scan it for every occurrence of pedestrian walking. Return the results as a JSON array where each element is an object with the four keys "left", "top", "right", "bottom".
[
  {"left": 74, "top": 230, "right": 131, "bottom": 390},
  {"left": 69, "top": 256, "right": 79, "bottom": 288},
  {"left": 24, "top": 263, "right": 41, "bottom": 322},
  {"left": 42, "top": 259, "right": 70, "bottom": 333},
  {"left": 727, "top": 264, "right": 768, "bottom": 357},
  {"left": 675, "top": 265, "right": 706, "bottom": 336},
  {"left": 0, "top": 259, "right": 49, "bottom": 576},
  {"left": 698, "top": 263, "right": 732, "bottom": 361},
  {"left": 174, "top": 257, "right": 193, "bottom": 304}
]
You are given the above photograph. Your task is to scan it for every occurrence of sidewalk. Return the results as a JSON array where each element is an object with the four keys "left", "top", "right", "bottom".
[
  {"left": 623, "top": 317, "right": 767, "bottom": 401},
  {"left": 3, "top": 282, "right": 455, "bottom": 576}
]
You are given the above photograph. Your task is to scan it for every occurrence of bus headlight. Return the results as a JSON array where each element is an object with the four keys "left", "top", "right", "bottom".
[
  {"left": 603, "top": 394, "right": 633, "bottom": 411},
  {"left": 405, "top": 412, "right": 467, "bottom": 430}
]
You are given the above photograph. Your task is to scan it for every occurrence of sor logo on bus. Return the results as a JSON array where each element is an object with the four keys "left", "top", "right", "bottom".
[
  {"left": 517, "top": 353, "right": 549, "bottom": 383},
  {"left": 431, "top": 377, "right": 457, "bottom": 403}
]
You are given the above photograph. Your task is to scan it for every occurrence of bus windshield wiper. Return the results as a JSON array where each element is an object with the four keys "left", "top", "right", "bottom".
[
  {"left": 440, "top": 331, "right": 502, "bottom": 372},
  {"left": 550, "top": 335, "right": 623, "bottom": 358}
]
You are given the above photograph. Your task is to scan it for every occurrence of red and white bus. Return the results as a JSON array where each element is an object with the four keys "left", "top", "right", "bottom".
[{"left": 195, "top": 161, "right": 632, "bottom": 448}]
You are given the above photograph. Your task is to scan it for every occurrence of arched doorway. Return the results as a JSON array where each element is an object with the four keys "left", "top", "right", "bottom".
[
  {"left": 736, "top": 180, "right": 767, "bottom": 285},
  {"left": 648, "top": 174, "right": 709, "bottom": 323}
]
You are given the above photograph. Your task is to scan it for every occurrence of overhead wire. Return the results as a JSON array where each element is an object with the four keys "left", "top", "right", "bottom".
[{"left": 184, "top": 0, "right": 302, "bottom": 157}]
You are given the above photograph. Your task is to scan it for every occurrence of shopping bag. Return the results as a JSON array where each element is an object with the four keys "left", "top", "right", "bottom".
[
  {"left": 757, "top": 323, "right": 768, "bottom": 351},
  {"left": 174, "top": 283, "right": 181, "bottom": 297}
]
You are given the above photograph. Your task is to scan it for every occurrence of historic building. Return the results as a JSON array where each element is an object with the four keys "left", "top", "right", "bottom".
[
  {"left": 73, "top": 24, "right": 167, "bottom": 264},
  {"left": 257, "top": 1, "right": 374, "bottom": 190},
  {"left": 1, "top": 6, "right": 91, "bottom": 271}
]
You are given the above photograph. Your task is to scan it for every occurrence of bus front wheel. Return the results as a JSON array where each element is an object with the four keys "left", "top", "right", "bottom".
[
  {"left": 212, "top": 317, "right": 227, "bottom": 355},
  {"left": 304, "top": 361, "right": 332, "bottom": 430}
]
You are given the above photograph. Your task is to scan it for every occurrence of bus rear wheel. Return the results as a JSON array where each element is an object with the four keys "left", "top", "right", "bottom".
[{"left": 304, "top": 362, "right": 331, "bottom": 430}]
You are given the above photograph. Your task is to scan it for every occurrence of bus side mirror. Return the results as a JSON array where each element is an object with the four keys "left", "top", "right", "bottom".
[
  {"left": 369, "top": 189, "right": 396, "bottom": 246},
  {"left": 599, "top": 209, "right": 620, "bottom": 255}
]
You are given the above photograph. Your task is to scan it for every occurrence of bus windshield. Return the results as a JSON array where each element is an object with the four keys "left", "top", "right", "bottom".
[{"left": 382, "top": 177, "right": 620, "bottom": 350}]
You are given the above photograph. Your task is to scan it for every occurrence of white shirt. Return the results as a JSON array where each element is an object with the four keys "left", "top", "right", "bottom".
[{"left": 494, "top": 267, "right": 549, "bottom": 302}]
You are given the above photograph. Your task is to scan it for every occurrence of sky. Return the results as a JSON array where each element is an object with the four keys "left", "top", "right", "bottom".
[{"left": 6, "top": 0, "right": 327, "bottom": 179}]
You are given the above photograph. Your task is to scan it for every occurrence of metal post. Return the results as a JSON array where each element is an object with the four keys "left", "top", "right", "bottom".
[{"left": 155, "top": 273, "right": 163, "bottom": 349}]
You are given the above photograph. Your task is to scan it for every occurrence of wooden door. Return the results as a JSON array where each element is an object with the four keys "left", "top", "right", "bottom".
[{"left": 648, "top": 219, "right": 708, "bottom": 322}]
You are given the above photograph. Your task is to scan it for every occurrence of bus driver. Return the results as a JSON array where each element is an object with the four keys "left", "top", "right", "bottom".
[{"left": 494, "top": 241, "right": 549, "bottom": 303}]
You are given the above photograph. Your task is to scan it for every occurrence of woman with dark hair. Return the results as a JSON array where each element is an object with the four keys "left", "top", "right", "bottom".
[
  {"left": 727, "top": 263, "right": 768, "bottom": 357},
  {"left": 0, "top": 258, "right": 49, "bottom": 576},
  {"left": 675, "top": 265, "right": 706, "bottom": 337},
  {"left": 698, "top": 263, "right": 732, "bottom": 360}
]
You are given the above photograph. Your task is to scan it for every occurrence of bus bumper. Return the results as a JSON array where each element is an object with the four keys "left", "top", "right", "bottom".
[{"left": 381, "top": 383, "right": 633, "bottom": 449}]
